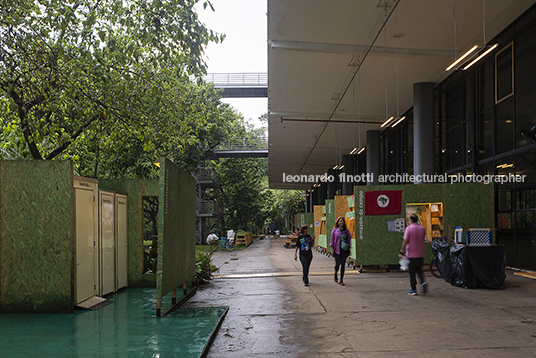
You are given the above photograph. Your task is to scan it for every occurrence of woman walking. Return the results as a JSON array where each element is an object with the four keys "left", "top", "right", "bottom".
[
  {"left": 330, "top": 216, "right": 352, "bottom": 286},
  {"left": 294, "top": 224, "right": 315, "bottom": 286}
]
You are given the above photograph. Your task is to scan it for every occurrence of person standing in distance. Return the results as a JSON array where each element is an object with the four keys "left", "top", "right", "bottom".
[
  {"left": 330, "top": 216, "right": 352, "bottom": 286},
  {"left": 294, "top": 225, "right": 315, "bottom": 286},
  {"left": 399, "top": 213, "right": 427, "bottom": 295}
]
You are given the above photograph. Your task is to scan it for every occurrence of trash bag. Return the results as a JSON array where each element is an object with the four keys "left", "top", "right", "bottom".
[
  {"left": 431, "top": 236, "right": 506, "bottom": 289},
  {"left": 399, "top": 256, "right": 410, "bottom": 271},
  {"left": 227, "top": 230, "right": 235, "bottom": 243},
  {"left": 206, "top": 234, "right": 218, "bottom": 243}
]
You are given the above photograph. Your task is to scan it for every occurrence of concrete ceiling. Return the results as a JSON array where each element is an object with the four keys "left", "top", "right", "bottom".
[{"left": 267, "top": 0, "right": 536, "bottom": 189}]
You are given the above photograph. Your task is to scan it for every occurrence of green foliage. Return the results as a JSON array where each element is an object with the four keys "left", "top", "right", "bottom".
[
  {"left": 195, "top": 250, "right": 218, "bottom": 284},
  {"left": 0, "top": 0, "right": 223, "bottom": 162},
  {"left": 265, "top": 190, "right": 305, "bottom": 231}
]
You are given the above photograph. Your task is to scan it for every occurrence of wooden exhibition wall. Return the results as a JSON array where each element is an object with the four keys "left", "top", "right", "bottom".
[
  {"left": 353, "top": 183, "right": 495, "bottom": 266},
  {"left": 99, "top": 179, "right": 159, "bottom": 287},
  {"left": 325, "top": 199, "right": 335, "bottom": 253},
  {"left": 0, "top": 161, "right": 74, "bottom": 313},
  {"left": 156, "top": 158, "right": 196, "bottom": 301},
  {"left": 313, "top": 205, "right": 323, "bottom": 247}
]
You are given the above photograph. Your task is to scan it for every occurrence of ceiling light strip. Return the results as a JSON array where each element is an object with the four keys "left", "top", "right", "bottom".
[
  {"left": 445, "top": 45, "right": 479, "bottom": 71},
  {"left": 463, "top": 44, "right": 498, "bottom": 70},
  {"left": 391, "top": 116, "right": 405, "bottom": 127}
]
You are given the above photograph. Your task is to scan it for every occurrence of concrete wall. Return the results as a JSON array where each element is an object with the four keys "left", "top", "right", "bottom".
[
  {"left": 0, "top": 161, "right": 74, "bottom": 313},
  {"left": 156, "top": 158, "right": 196, "bottom": 300},
  {"left": 99, "top": 179, "right": 159, "bottom": 288}
]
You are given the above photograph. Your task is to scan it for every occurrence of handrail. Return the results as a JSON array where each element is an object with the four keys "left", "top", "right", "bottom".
[{"left": 204, "top": 73, "right": 267, "bottom": 87}]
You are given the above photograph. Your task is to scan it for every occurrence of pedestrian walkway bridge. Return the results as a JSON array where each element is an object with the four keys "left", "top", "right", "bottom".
[
  {"left": 204, "top": 136, "right": 268, "bottom": 159},
  {"left": 203, "top": 73, "right": 267, "bottom": 98}
]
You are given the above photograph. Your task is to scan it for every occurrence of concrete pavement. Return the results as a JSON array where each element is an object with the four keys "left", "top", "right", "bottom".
[{"left": 186, "top": 237, "right": 536, "bottom": 357}]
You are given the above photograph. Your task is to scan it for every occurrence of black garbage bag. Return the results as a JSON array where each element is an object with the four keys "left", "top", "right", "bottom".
[
  {"left": 431, "top": 237, "right": 464, "bottom": 287},
  {"left": 431, "top": 237, "right": 506, "bottom": 289}
]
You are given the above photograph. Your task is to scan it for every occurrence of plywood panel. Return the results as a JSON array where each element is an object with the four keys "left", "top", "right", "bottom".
[
  {"left": 98, "top": 179, "right": 159, "bottom": 288},
  {"left": 325, "top": 199, "right": 335, "bottom": 252},
  {"left": 116, "top": 194, "right": 128, "bottom": 290},
  {"left": 313, "top": 205, "right": 323, "bottom": 246},
  {"left": 0, "top": 160, "right": 74, "bottom": 313},
  {"left": 75, "top": 188, "right": 96, "bottom": 304},
  {"left": 156, "top": 158, "right": 196, "bottom": 300},
  {"left": 354, "top": 183, "right": 495, "bottom": 266},
  {"left": 99, "top": 191, "right": 115, "bottom": 296}
]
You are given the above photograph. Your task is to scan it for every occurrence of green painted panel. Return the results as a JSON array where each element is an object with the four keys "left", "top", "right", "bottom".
[
  {"left": 353, "top": 183, "right": 495, "bottom": 266},
  {"left": 325, "top": 199, "right": 335, "bottom": 252},
  {"left": 99, "top": 179, "right": 159, "bottom": 288},
  {"left": 156, "top": 159, "right": 196, "bottom": 300},
  {"left": 0, "top": 160, "right": 74, "bottom": 313},
  {"left": 347, "top": 196, "right": 354, "bottom": 208},
  {"left": 306, "top": 213, "right": 314, "bottom": 234},
  {"left": 317, "top": 234, "right": 327, "bottom": 248}
]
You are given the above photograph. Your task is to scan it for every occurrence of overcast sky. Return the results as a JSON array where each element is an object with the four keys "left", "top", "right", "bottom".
[{"left": 196, "top": 0, "right": 267, "bottom": 129}]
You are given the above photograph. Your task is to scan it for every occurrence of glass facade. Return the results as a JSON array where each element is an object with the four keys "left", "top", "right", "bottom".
[{"left": 376, "top": 5, "right": 536, "bottom": 269}]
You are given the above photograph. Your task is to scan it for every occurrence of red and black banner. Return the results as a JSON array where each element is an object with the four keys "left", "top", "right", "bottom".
[{"left": 365, "top": 190, "right": 402, "bottom": 215}]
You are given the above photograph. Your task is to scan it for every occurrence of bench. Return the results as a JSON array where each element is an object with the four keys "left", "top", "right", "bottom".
[{"left": 285, "top": 235, "right": 298, "bottom": 248}]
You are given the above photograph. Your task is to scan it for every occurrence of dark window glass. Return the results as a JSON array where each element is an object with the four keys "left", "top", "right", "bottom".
[
  {"left": 515, "top": 86, "right": 536, "bottom": 148},
  {"left": 516, "top": 149, "right": 536, "bottom": 210},
  {"left": 466, "top": 119, "right": 473, "bottom": 165},
  {"left": 435, "top": 138, "right": 441, "bottom": 173},
  {"left": 465, "top": 74, "right": 474, "bottom": 121},
  {"left": 478, "top": 109, "right": 493, "bottom": 159},
  {"left": 441, "top": 92, "right": 447, "bottom": 133},
  {"left": 441, "top": 133, "right": 451, "bottom": 171},
  {"left": 478, "top": 58, "right": 494, "bottom": 112},
  {"left": 478, "top": 161, "right": 494, "bottom": 175},
  {"left": 496, "top": 44, "right": 514, "bottom": 102},
  {"left": 497, "top": 180, "right": 514, "bottom": 211},
  {"left": 448, "top": 83, "right": 464, "bottom": 127},
  {"left": 496, "top": 97, "right": 514, "bottom": 154},
  {"left": 451, "top": 124, "right": 465, "bottom": 169},
  {"left": 435, "top": 99, "right": 440, "bottom": 138},
  {"left": 515, "top": 24, "right": 536, "bottom": 92},
  {"left": 515, "top": 211, "right": 536, "bottom": 269}
]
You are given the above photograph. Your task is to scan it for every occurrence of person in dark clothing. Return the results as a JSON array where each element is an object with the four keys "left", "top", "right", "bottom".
[
  {"left": 330, "top": 216, "right": 352, "bottom": 286},
  {"left": 294, "top": 224, "right": 315, "bottom": 286}
]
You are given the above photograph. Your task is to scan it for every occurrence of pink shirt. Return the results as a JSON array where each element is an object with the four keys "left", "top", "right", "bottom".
[{"left": 403, "top": 223, "right": 426, "bottom": 258}]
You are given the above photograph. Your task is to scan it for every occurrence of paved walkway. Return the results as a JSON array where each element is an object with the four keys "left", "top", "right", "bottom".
[{"left": 186, "top": 237, "right": 536, "bottom": 357}]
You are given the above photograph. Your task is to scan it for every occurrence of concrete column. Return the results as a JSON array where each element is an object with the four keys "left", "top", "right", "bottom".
[
  {"left": 304, "top": 194, "right": 309, "bottom": 213},
  {"left": 366, "top": 130, "right": 380, "bottom": 185},
  {"left": 341, "top": 154, "right": 354, "bottom": 195},
  {"left": 413, "top": 82, "right": 435, "bottom": 184},
  {"left": 327, "top": 169, "right": 336, "bottom": 199}
]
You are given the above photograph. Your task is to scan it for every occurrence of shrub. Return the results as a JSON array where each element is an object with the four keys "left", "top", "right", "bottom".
[{"left": 196, "top": 250, "right": 219, "bottom": 284}]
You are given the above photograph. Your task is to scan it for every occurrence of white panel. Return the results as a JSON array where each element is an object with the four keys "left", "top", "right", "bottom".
[
  {"left": 99, "top": 191, "right": 116, "bottom": 296},
  {"left": 75, "top": 188, "right": 96, "bottom": 304},
  {"left": 115, "top": 194, "right": 128, "bottom": 290}
]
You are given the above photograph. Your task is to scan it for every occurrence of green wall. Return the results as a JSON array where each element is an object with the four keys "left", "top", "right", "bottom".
[
  {"left": 99, "top": 179, "right": 159, "bottom": 288},
  {"left": 307, "top": 213, "right": 314, "bottom": 234},
  {"left": 0, "top": 161, "right": 74, "bottom": 313},
  {"left": 353, "top": 183, "right": 495, "bottom": 266},
  {"left": 156, "top": 158, "right": 196, "bottom": 300}
]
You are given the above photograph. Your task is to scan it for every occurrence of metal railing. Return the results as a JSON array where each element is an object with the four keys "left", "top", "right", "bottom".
[
  {"left": 194, "top": 167, "right": 219, "bottom": 185},
  {"left": 214, "top": 136, "right": 268, "bottom": 151},
  {"left": 196, "top": 198, "right": 219, "bottom": 215},
  {"left": 204, "top": 73, "right": 267, "bottom": 87}
]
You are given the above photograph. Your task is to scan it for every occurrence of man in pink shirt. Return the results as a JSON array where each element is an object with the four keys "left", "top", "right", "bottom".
[{"left": 399, "top": 214, "right": 427, "bottom": 295}]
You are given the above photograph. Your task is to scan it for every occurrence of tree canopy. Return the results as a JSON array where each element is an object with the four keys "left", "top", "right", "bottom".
[{"left": 0, "top": 0, "right": 223, "bottom": 161}]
